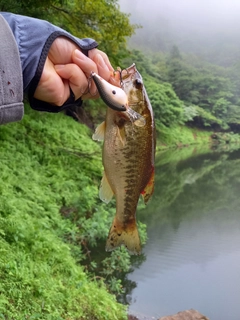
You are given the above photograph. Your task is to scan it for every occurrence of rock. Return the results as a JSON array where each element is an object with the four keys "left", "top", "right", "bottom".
[
  {"left": 128, "top": 315, "right": 139, "bottom": 320},
  {"left": 158, "top": 309, "right": 209, "bottom": 320}
]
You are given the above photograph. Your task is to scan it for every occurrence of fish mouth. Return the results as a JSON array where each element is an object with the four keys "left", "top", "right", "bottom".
[{"left": 120, "top": 64, "right": 143, "bottom": 94}]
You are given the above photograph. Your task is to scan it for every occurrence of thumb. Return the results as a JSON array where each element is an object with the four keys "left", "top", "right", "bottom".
[{"left": 55, "top": 63, "right": 88, "bottom": 100}]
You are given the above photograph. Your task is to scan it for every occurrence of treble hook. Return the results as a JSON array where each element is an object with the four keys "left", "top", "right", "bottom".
[{"left": 113, "top": 68, "right": 129, "bottom": 87}]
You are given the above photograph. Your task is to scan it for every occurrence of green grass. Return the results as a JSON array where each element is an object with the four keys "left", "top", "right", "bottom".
[
  {"left": 0, "top": 105, "right": 127, "bottom": 320},
  {"left": 156, "top": 122, "right": 212, "bottom": 150}
]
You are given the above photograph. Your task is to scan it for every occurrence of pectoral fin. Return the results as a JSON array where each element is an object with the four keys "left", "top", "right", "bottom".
[
  {"left": 141, "top": 169, "right": 155, "bottom": 204},
  {"left": 92, "top": 121, "right": 106, "bottom": 141},
  {"left": 117, "top": 126, "right": 126, "bottom": 147},
  {"left": 99, "top": 171, "right": 114, "bottom": 203}
]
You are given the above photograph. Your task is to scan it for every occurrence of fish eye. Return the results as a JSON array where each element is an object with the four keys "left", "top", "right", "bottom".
[
  {"left": 134, "top": 79, "right": 143, "bottom": 89},
  {"left": 112, "top": 90, "right": 116, "bottom": 95}
]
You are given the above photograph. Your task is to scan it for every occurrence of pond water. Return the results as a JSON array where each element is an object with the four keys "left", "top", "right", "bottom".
[{"left": 126, "top": 146, "right": 240, "bottom": 320}]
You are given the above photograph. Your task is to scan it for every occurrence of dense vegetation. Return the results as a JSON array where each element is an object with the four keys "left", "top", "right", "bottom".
[
  {"left": 1, "top": 0, "right": 240, "bottom": 318},
  {"left": 0, "top": 106, "right": 134, "bottom": 319},
  {"left": 0, "top": 1, "right": 138, "bottom": 318},
  {"left": 122, "top": 47, "right": 240, "bottom": 136}
]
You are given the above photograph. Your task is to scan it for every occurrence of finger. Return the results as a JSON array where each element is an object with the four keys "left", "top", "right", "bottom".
[
  {"left": 89, "top": 49, "right": 120, "bottom": 88},
  {"left": 99, "top": 51, "right": 114, "bottom": 72},
  {"left": 72, "top": 49, "right": 98, "bottom": 76},
  {"left": 89, "top": 48, "right": 114, "bottom": 75},
  {"left": 55, "top": 63, "right": 88, "bottom": 100},
  {"left": 88, "top": 48, "right": 114, "bottom": 77},
  {"left": 109, "top": 75, "right": 121, "bottom": 87},
  {"left": 34, "top": 57, "right": 69, "bottom": 106},
  {"left": 48, "top": 36, "right": 79, "bottom": 65},
  {"left": 92, "top": 53, "right": 113, "bottom": 83},
  {"left": 35, "top": 75, "right": 69, "bottom": 106},
  {"left": 72, "top": 49, "right": 99, "bottom": 96}
]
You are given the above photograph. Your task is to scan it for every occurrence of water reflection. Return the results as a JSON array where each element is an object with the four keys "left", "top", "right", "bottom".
[{"left": 128, "top": 147, "right": 240, "bottom": 320}]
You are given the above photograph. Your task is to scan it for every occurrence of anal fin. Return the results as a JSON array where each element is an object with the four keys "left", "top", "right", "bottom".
[{"left": 141, "top": 169, "right": 155, "bottom": 204}]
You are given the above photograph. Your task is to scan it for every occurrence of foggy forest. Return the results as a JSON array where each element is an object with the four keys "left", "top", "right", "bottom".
[
  {"left": 120, "top": 0, "right": 240, "bottom": 67},
  {"left": 118, "top": 0, "right": 240, "bottom": 142}
]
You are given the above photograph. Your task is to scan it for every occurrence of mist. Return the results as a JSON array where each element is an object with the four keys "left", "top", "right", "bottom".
[{"left": 118, "top": 0, "right": 240, "bottom": 66}]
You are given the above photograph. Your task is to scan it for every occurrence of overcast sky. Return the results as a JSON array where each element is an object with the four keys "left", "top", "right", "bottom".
[{"left": 119, "top": 0, "right": 240, "bottom": 35}]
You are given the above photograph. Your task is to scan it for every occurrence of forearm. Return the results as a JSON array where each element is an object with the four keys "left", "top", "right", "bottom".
[
  {"left": 0, "top": 12, "right": 114, "bottom": 125},
  {"left": 1, "top": 12, "right": 98, "bottom": 93},
  {"left": 0, "top": 15, "right": 24, "bottom": 125},
  {"left": 1, "top": 12, "right": 98, "bottom": 115}
]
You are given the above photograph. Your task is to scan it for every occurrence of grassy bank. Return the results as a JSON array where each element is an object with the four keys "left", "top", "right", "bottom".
[
  {"left": 156, "top": 123, "right": 213, "bottom": 150},
  {"left": 0, "top": 105, "right": 127, "bottom": 319}
]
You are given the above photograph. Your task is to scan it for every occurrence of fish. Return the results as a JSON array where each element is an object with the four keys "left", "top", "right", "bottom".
[{"left": 92, "top": 63, "right": 156, "bottom": 255}]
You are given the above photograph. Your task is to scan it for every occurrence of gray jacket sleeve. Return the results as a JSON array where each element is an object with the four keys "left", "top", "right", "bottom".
[
  {"left": 0, "top": 15, "right": 24, "bottom": 125},
  {"left": 1, "top": 12, "right": 98, "bottom": 113}
]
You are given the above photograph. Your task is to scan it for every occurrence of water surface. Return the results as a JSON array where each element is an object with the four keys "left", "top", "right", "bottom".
[{"left": 127, "top": 147, "right": 240, "bottom": 320}]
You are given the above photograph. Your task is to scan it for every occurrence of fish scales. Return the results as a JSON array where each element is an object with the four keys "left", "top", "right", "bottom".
[{"left": 92, "top": 64, "right": 155, "bottom": 255}]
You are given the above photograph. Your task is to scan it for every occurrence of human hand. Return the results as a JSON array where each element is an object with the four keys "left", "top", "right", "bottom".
[{"left": 34, "top": 36, "right": 116, "bottom": 106}]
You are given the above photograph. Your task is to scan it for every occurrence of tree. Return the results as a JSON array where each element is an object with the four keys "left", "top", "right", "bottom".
[
  {"left": 1, "top": 0, "right": 136, "bottom": 65},
  {"left": 169, "top": 45, "right": 182, "bottom": 60}
]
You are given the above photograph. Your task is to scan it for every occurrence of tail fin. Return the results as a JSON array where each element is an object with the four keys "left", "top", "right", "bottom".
[{"left": 105, "top": 217, "right": 141, "bottom": 255}]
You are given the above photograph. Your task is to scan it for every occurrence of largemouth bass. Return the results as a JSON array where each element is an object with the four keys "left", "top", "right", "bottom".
[{"left": 92, "top": 64, "right": 155, "bottom": 255}]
